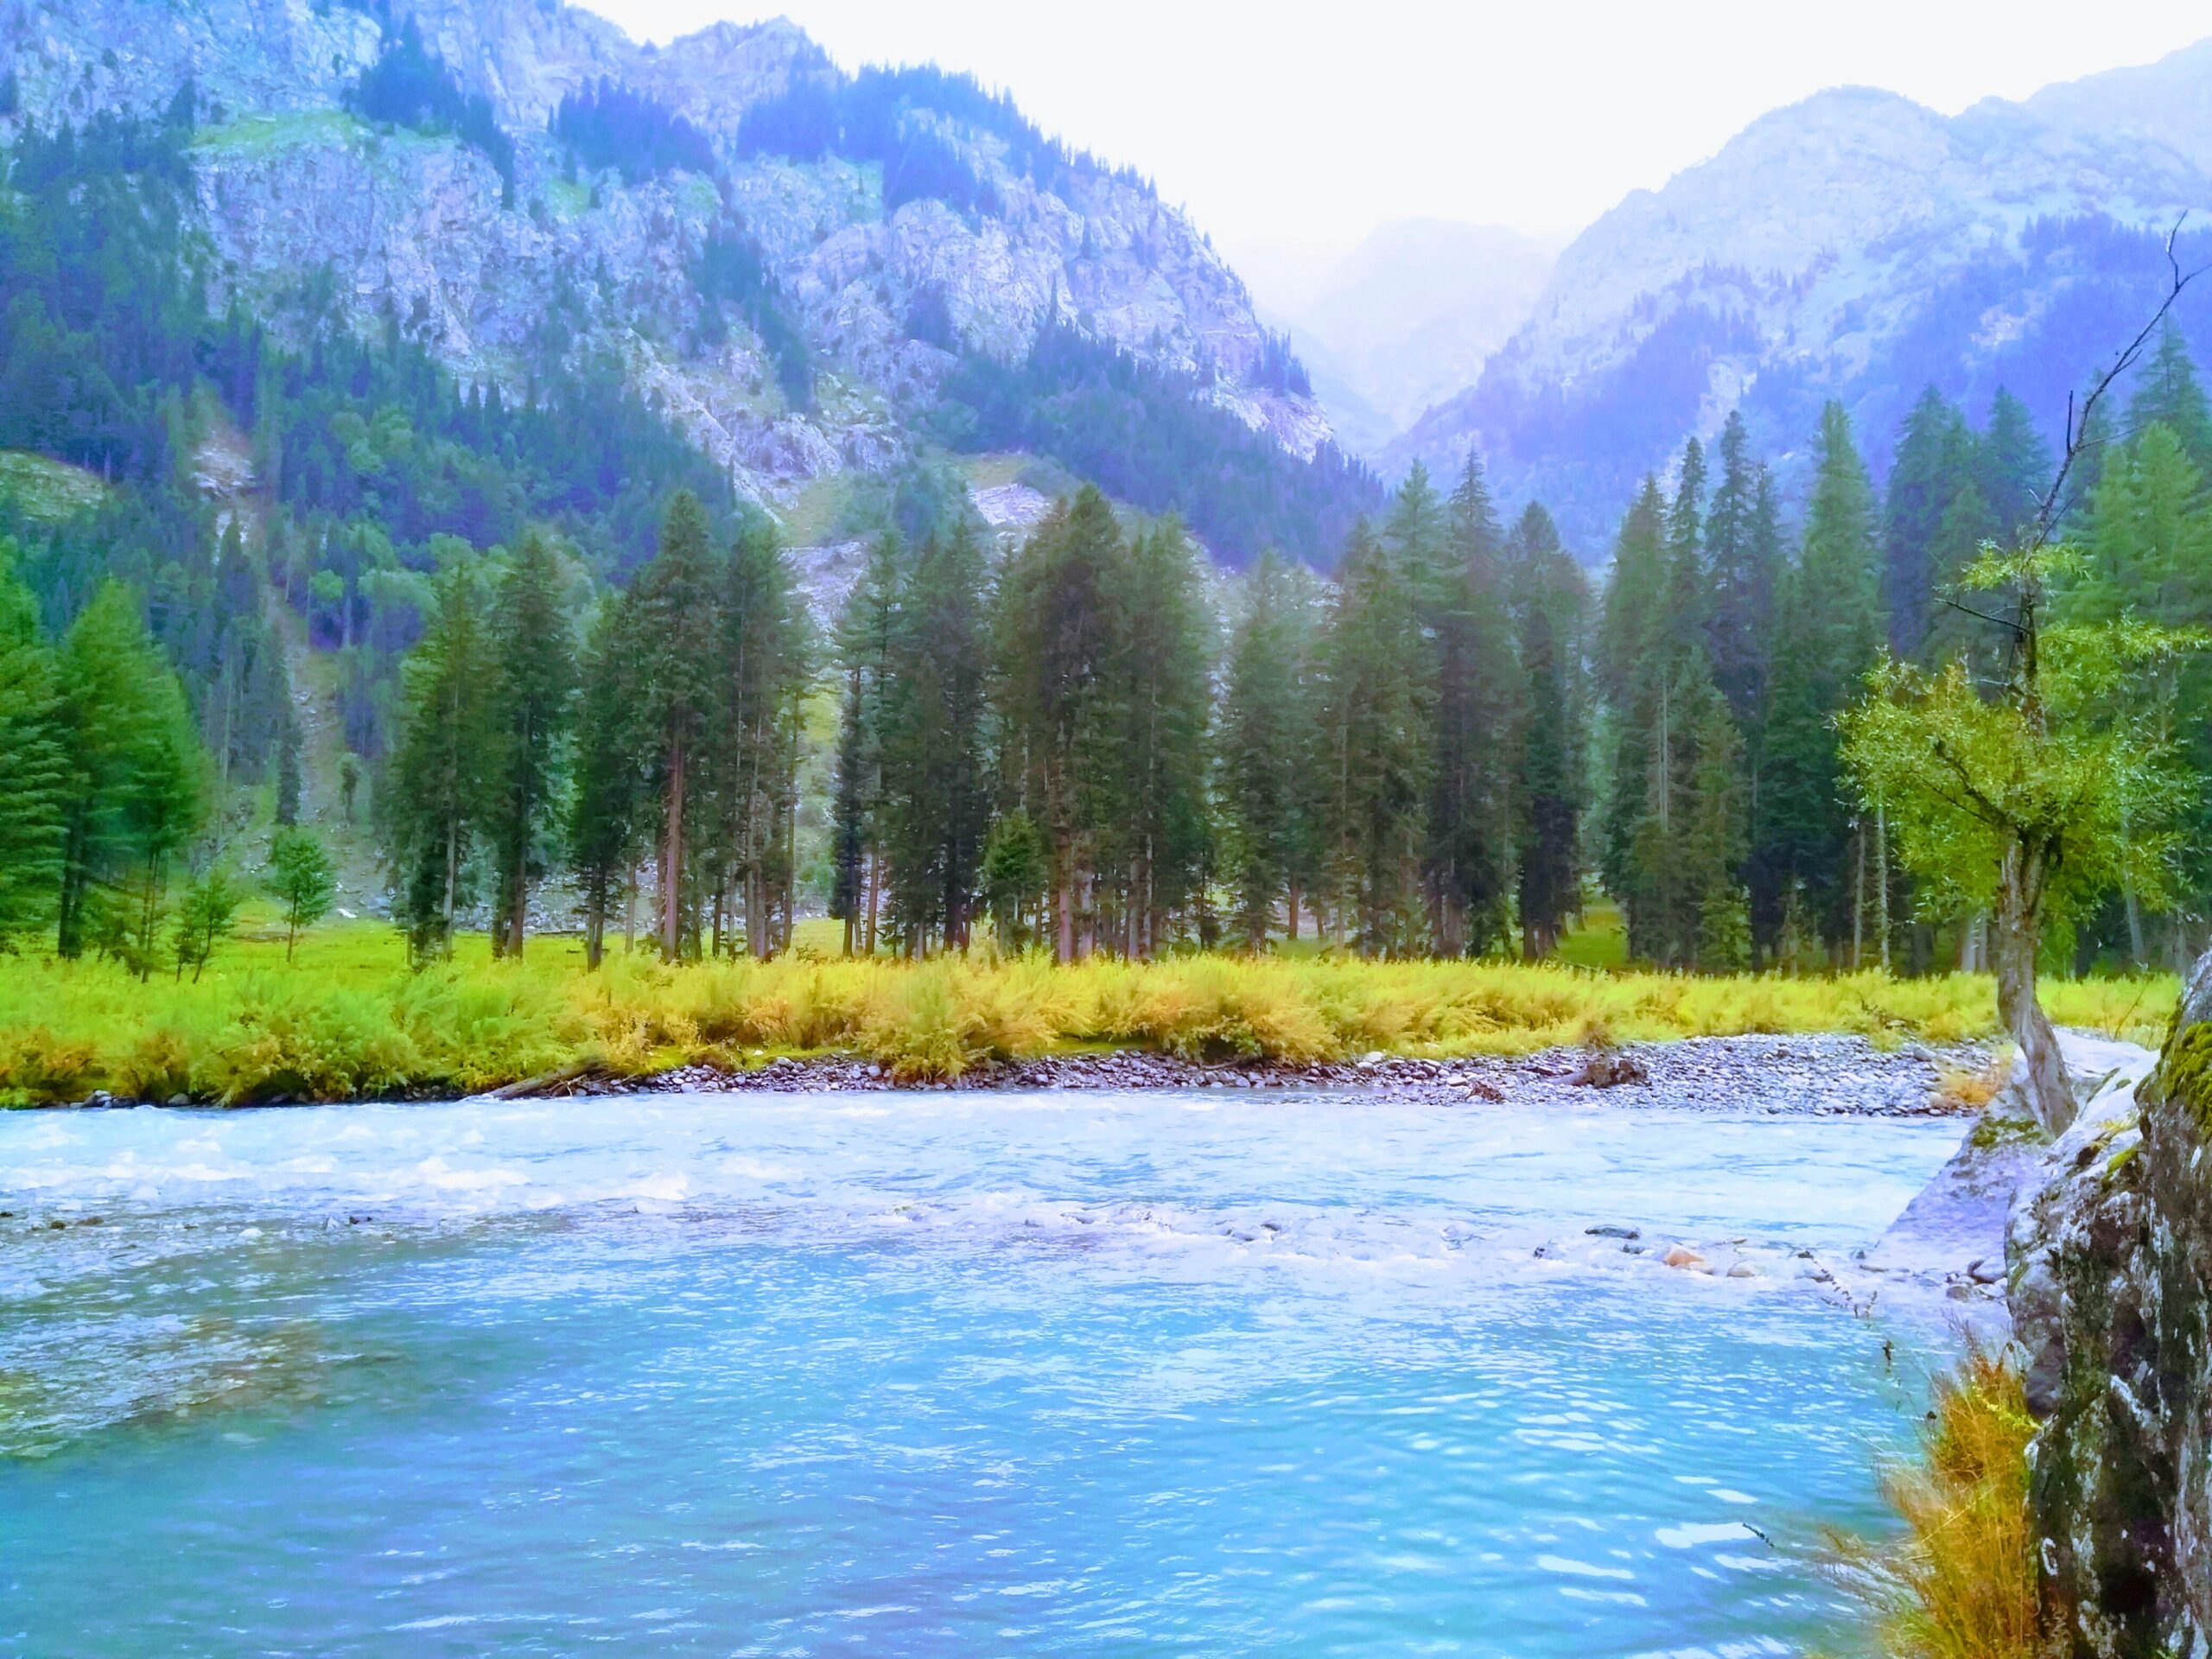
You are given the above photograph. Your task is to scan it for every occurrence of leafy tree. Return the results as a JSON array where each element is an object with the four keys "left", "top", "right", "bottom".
[
  {"left": 267, "top": 826, "right": 338, "bottom": 962},
  {"left": 170, "top": 865, "right": 243, "bottom": 982},
  {"left": 1844, "top": 551, "right": 2195, "bottom": 1129}
]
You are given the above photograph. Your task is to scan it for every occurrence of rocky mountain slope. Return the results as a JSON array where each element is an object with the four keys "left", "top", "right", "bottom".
[
  {"left": 3, "top": 0, "right": 1339, "bottom": 551},
  {"left": 1384, "top": 41, "right": 2212, "bottom": 554}
]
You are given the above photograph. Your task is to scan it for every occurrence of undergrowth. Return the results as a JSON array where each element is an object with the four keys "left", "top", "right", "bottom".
[
  {"left": 1827, "top": 1346, "right": 2038, "bottom": 1659},
  {"left": 0, "top": 924, "right": 2179, "bottom": 1103}
]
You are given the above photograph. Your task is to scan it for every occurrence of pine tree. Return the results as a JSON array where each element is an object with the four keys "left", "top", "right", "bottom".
[
  {"left": 54, "top": 583, "right": 207, "bottom": 967},
  {"left": 0, "top": 543, "right": 66, "bottom": 949},
  {"left": 995, "top": 486, "right": 1126, "bottom": 961},
  {"left": 1319, "top": 519, "right": 1432, "bottom": 956},
  {"left": 632, "top": 492, "right": 721, "bottom": 958},
  {"left": 1919, "top": 480, "right": 1999, "bottom": 671},
  {"left": 1757, "top": 402, "right": 1884, "bottom": 960},
  {"left": 2127, "top": 318, "right": 2212, "bottom": 474},
  {"left": 1684, "top": 690, "right": 1750, "bottom": 971},
  {"left": 711, "top": 518, "right": 810, "bottom": 957},
  {"left": 1597, "top": 479, "right": 1670, "bottom": 959},
  {"left": 1509, "top": 504, "right": 1585, "bottom": 958},
  {"left": 1884, "top": 387, "right": 1974, "bottom": 659},
  {"left": 879, "top": 517, "right": 993, "bottom": 950},
  {"left": 1703, "top": 412, "right": 1775, "bottom": 728},
  {"left": 1975, "top": 386, "right": 2053, "bottom": 545},
  {"left": 485, "top": 530, "right": 576, "bottom": 957},
  {"left": 828, "top": 533, "right": 904, "bottom": 953},
  {"left": 1219, "top": 551, "right": 1310, "bottom": 946},
  {"left": 385, "top": 561, "right": 493, "bottom": 962},
  {"left": 567, "top": 594, "right": 645, "bottom": 969},
  {"left": 1105, "top": 518, "right": 1212, "bottom": 956},
  {"left": 1425, "top": 454, "right": 1521, "bottom": 956}
]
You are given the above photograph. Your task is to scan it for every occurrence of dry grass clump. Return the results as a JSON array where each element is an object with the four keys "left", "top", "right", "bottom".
[
  {"left": 1933, "top": 1051, "right": 2015, "bottom": 1114},
  {"left": 0, "top": 921, "right": 2182, "bottom": 1103},
  {"left": 1828, "top": 1345, "right": 2038, "bottom": 1659}
]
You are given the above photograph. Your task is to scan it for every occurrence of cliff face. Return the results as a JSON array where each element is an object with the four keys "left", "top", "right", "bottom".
[
  {"left": 3, "top": 0, "right": 1328, "bottom": 514},
  {"left": 2009, "top": 959, "right": 2212, "bottom": 1651}
]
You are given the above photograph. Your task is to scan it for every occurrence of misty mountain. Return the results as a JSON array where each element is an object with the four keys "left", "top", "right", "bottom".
[
  {"left": 1267, "top": 219, "right": 1559, "bottom": 457},
  {"left": 1383, "top": 41, "right": 2212, "bottom": 555}
]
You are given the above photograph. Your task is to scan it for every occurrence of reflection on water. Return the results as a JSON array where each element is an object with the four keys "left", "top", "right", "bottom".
[{"left": 0, "top": 1090, "right": 1961, "bottom": 1656}]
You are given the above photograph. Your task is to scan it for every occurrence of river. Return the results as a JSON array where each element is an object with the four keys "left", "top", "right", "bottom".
[{"left": 0, "top": 1088, "right": 1964, "bottom": 1656}]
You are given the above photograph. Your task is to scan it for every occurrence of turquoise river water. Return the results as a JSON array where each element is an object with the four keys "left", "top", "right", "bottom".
[{"left": 0, "top": 1090, "right": 1965, "bottom": 1656}]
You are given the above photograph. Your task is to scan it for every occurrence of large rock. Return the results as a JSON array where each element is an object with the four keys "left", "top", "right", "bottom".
[{"left": 2008, "top": 966, "right": 2212, "bottom": 1652}]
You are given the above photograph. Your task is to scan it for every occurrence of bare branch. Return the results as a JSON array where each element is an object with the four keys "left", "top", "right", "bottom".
[
  {"left": 1941, "top": 594, "right": 2027, "bottom": 638},
  {"left": 2030, "top": 213, "right": 2210, "bottom": 554}
]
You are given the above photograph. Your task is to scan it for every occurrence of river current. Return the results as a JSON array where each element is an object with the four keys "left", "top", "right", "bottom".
[{"left": 0, "top": 1089, "right": 1964, "bottom": 1656}]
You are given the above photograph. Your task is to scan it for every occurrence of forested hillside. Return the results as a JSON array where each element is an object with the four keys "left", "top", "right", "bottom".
[{"left": 4, "top": 3, "right": 2210, "bottom": 989}]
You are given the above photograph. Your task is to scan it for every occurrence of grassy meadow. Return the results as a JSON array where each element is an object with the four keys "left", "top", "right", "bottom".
[{"left": 0, "top": 905, "right": 2178, "bottom": 1105}]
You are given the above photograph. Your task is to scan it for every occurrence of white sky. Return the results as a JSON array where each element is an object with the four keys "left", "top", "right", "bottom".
[{"left": 584, "top": 0, "right": 2211, "bottom": 306}]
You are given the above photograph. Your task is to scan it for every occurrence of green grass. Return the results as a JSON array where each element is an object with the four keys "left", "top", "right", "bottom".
[
  {"left": 188, "top": 111, "right": 372, "bottom": 160},
  {"left": 775, "top": 473, "right": 857, "bottom": 546},
  {"left": 0, "top": 451, "right": 111, "bottom": 522},
  {"left": 0, "top": 917, "right": 2179, "bottom": 1104}
]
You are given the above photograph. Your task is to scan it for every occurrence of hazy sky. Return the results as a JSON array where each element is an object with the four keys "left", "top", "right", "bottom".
[{"left": 585, "top": 0, "right": 2209, "bottom": 305}]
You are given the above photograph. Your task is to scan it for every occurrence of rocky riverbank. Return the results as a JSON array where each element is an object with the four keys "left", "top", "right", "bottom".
[
  {"left": 2005, "top": 969, "right": 2212, "bottom": 1649},
  {"left": 501, "top": 1031, "right": 1985, "bottom": 1117}
]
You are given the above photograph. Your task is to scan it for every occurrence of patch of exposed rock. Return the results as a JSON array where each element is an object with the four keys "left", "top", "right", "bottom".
[{"left": 2007, "top": 970, "right": 2212, "bottom": 1652}]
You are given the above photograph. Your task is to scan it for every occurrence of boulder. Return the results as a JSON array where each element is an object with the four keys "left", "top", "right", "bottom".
[{"left": 2008, "top": 957, "right": 2212, "bottom": 1651}]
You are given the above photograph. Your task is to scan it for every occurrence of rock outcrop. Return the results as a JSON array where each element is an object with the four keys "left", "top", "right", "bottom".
[{"left": 2008, "top": 965, "right": 2212, "bottom": 1650}]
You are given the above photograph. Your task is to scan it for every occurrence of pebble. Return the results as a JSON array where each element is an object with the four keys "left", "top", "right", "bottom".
[{"left": 606, "top": 1033, "right": 1978, "bottom": 1120}]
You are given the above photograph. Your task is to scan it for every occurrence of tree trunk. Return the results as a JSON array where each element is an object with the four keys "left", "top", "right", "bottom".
[
  {"left": 660, "top": 736, "right": 684, "bottom": 959},
  {"left": 1993, "top": 836, "right": 2075, "bottom": 1135}
]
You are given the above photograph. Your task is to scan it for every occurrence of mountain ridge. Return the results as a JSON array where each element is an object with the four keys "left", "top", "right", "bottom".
[{"left": 1380, "top": 41, "right": 2212, "bottom": 554}]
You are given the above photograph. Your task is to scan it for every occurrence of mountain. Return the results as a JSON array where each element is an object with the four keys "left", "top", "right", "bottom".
[
  {"left": 2, "top": 0, "right": 1366, "bottom": 563},
  {"left": 1268, "top": 219, "right": 1558, "bottom": 456},
  {"left": 1383, "top": 44, "right": 2212, "bottom": 555}
]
